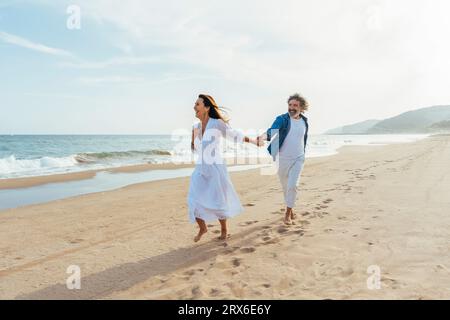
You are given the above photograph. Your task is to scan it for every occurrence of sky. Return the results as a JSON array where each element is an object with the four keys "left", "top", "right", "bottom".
[{"left": 1, "top": 0, "right": 450, "bottom": 135}]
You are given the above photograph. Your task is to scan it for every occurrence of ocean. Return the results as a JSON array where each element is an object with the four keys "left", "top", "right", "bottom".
[{"left": 0, "top": 134, "right": 429, "bottom": 179}]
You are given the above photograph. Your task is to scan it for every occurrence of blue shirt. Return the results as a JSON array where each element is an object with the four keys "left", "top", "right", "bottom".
[{"left": 265, "top": 113, "right": 309, "bottom": 160}]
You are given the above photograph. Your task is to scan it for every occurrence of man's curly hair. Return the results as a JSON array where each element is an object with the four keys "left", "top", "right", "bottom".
[{"left": 288, "top": 93, "right": 309, "bottom": 111}]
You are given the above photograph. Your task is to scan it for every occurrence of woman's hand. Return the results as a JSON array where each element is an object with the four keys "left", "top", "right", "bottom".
[{"left": 244, "top": 137, "right": 264, "bottom": 147}]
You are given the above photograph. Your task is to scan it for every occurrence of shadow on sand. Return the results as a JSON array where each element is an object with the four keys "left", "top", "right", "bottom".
[{"left": 16, "top": 222, "right": 279, "bottom": 299}]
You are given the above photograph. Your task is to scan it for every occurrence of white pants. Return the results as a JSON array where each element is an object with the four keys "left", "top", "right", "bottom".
[{"left": 277, "top": 155, "right": 305, "bottom": 208}]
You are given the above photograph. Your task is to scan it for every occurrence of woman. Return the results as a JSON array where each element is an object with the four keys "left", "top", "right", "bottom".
[{"left": 188, "top": 94, "right": 262, "bottom": 242}]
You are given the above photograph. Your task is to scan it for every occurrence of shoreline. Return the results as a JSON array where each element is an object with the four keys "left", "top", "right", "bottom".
[
  {"left": 0, "top": 163, "right": 194, "bottom": 190},
  {"left": 0, "top": 135, "right": 429, "bottom": 191},
  {"left": 0, "top": 134, "right": 431, "bottom": 190},
  {"left": 0, "top": 157, "right": 272, "bottom": 191}
]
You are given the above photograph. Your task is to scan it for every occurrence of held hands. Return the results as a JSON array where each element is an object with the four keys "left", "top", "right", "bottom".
[
  {"left": 256, "top": 134, "right": 266, "bottom": 147},
  {"left": 244, "top": 136, "right": 263, "bottom": 146},
  {"left": 256, "top": 137, "right": 265, "bottom": 147},
  {"left": 250, "top": 136, "right": 265, "bottom": 147},
  {"left": 243, "top": 135, "right": 264, "bottom": 147}
]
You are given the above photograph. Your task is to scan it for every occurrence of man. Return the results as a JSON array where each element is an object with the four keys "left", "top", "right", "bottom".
[{"left": 258, "top": 93, "right": 309, "bottom": 225}]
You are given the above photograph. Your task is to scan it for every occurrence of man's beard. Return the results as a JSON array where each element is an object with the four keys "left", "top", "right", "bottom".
[{"left": 289, "top": 110, "right": 299, "bottom": 116}]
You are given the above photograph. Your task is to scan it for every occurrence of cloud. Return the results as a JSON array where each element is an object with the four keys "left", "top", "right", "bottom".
[
  {"left": 66, "top": 1, "right": 449, "bottom": 85},
  {"left": 61, "top": 56, "right": 162, "bottom": 69},
  {"left": 0, "top": 31, "right": 74, "bottom": 57},
  {"left": 24, "top": 92, "right": 84, "bottom": 99},
  {"left": 78, "top": 73, "right": 218, "bottom": 85},
  {"left": 78, "top": 75, "right": 145, "bottom": 84}
]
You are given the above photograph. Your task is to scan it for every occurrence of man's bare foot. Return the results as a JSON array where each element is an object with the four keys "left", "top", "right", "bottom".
[
  {"left": 284, "top": 215, "right": 292, "bottom": 225},
  {"left": 194, "top": 228, "right": 207, "bottom": 242},
  {"left": 290, "top": 212, "right": 297, "bottom": 220}
]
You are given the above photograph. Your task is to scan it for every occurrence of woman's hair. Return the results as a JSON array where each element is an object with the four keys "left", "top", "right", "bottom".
[
  {"left": 198, "top": 94, "right": 229, "bottom": 123},
  {"left": 288, "top": 93, "right": 309, "bottom": 112}
]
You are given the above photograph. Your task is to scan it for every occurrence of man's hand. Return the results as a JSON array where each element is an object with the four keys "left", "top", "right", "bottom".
[
  {"left": 256, "top": 136, "right": 265, "bottom": 147},
  {"left": 256, "top": 133, "right": 267, "bottom": 147},
  {"left": 245, "top": 136, "right": 264, "bottom": 147}
]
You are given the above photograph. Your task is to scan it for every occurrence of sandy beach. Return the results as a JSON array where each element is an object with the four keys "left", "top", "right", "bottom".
[{"left": 1, "top": 135, "right": 450, "bottom": 299}]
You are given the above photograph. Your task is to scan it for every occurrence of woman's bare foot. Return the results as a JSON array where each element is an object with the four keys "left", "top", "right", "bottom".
[
  {"left": 218, "top": 229, "right": 228, "bottom": 240},
  {"left": 194, "top": 228, "right": 207, "bottom": 242}
]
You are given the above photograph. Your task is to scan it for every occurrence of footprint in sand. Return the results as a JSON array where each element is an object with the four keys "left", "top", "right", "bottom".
[
  {"left": 240, "top": 247, "right": 256, "bottom": 254},
  {"left": 382, "top": 277, "right": 402, "bottom": 289},
  {"left": 323, "top": 198, "right": 333, "bottom": 204},
  {"left": 223, "top": 247, "right": 239, "bottom": 255},
  {"left": 207, "top": 224, "right": 215, "bottom": 228},
  {"left": 213, "top": 256, "right": 242, "bottom": 269},
  {"left": 184, "top": 269, "right": 196, "bottom": 276},
  {"left": 210, "top": 288, "right": 222, "bottom": 297},
  {"left": 434, "top": 264, "right": 449, "bottom": 272},
  {"left": 244, "top": 203, "right": 255, "bottom": 207},
  {"left": 239, "top": 220, "right": 259, "bottom": 227},
  {"left": 264, "top": 237, "right": 281, "bottom": 244},
  {"left": 259, "top": 229, "right": 270, "bottom": 237},
  {"left": 232, "top": 258, "right": 242, "bottom": 267},
  {"left": 213, "top": 230, "right": 221, "bottom": 234},
  {"left": 277, "top": 226, "right": 290, "bottom": 234},
  {"left": 184, "top": 268, "right": 205, "bottom": 277},
  {"left": 68, "top": 238, "right": 84, "bottom": 244},
  {"left": 315, "top": 212, "right": 328, "bottom": 218},
  {"left": 326, "top": 266, "right": 354, "bottom": 277}
]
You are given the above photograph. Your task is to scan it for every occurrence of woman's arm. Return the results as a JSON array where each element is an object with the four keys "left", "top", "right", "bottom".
[{"left": 216, "top": 119, "right": 262, "bottom": 146}]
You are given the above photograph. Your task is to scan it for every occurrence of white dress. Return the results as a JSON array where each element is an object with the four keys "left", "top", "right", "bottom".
[{"left": 187, "top": 118, "right": 245, "bottom": 223}]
